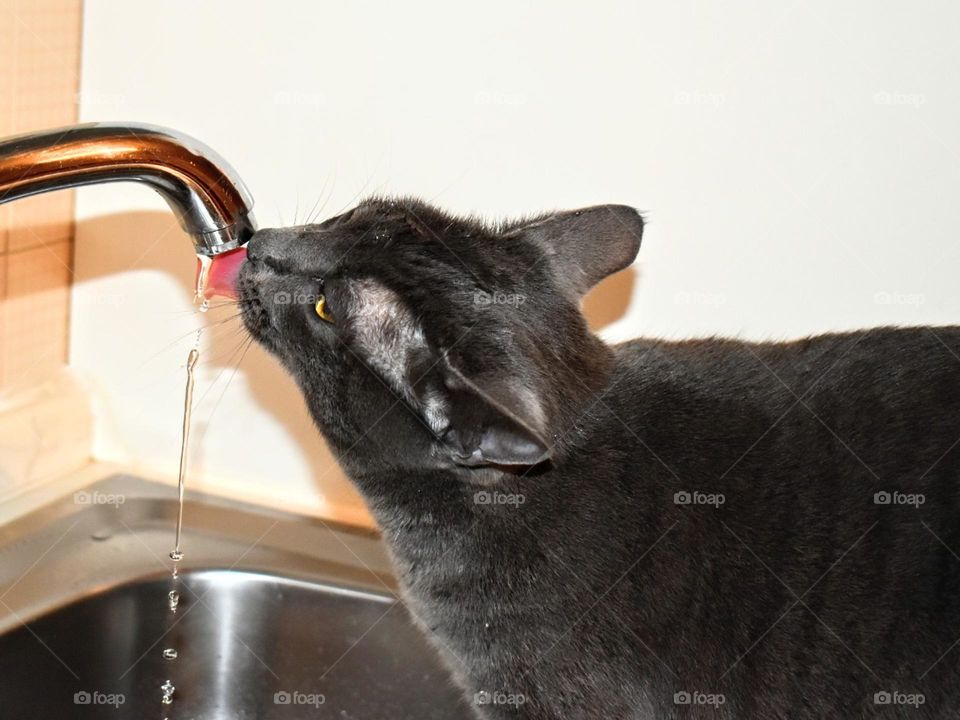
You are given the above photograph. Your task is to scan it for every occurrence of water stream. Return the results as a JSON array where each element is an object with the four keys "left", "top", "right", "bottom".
[{"left": 161, "top": 262, "right": 209, "bottom": 716}]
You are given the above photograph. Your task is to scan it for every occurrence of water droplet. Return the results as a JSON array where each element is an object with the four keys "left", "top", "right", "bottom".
[
  {"left": 161, "top": 680, "right": 175, "bottom": 704},
  {"left": 163, "top": 648, "right": 178, "bottom": 660},
  {"left": 195, "top": 254, "right": 212, "bottom": 305},
  {"left": 169, "top": 550, "right": 184, "bottom": 562},
  {"left": 168, "top": 590, "right": 180, "bottom": 612},
  {"left": 199, "top": 298, "right": 210, "bottom": 313}
]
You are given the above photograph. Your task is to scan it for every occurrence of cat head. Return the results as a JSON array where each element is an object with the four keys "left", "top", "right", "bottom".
[{"left": 238, "top": 197, "right": 642, "bottom": 475}]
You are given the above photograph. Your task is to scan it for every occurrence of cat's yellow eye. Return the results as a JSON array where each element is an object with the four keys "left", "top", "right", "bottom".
[{"left": 315, "top": 295, "right": 335, "bottom": 324}]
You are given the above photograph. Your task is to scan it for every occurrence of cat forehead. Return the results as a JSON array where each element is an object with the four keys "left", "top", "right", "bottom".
[{"left": 331, "top": 197, "right": 491, "bottom": 242}]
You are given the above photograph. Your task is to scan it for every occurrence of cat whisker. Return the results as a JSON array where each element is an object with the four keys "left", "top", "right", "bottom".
[
  {"left": 197, "top": 330, "right": 253, "bottom": 368},
  {"left": 326, "top": 157, "right": 387, "bottom": 222},
  {"left": 304, "top": 165, "right": 337, "bottom": 226},
  {"left": 137, "top": 315, "right": 243, "bottom": 369},
  {"left": 196, "top": 335, "right": 255, "bottom": 433},
  {"left": 191, "top": 334, "right": 253, "bottom": 409}
]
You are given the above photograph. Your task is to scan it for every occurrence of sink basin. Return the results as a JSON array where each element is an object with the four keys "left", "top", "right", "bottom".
[{"left": 0, "top": 476, "right": 472, "bottom": 719}]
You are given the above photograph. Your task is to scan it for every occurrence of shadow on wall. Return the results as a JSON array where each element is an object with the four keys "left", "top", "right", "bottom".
[
  {"left": 583, "top": 266, "right": 637, "bottom": 333},
  {"left": 70, "top": 211, "right": 636, "bottom": 516}
]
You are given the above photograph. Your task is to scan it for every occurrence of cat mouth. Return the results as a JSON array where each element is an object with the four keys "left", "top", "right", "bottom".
[{"left": 237, "top": 265, "right": 279, "bottom": 348}]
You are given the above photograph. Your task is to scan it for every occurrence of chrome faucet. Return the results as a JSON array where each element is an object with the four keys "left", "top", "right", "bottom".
[{"left": 0, "top": 122, "right": 256, "bottom": 256}]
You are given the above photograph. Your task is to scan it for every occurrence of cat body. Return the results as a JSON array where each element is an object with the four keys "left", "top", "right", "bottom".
[{"left": 240, "top": 198, "right": 960, "bottom": 718}]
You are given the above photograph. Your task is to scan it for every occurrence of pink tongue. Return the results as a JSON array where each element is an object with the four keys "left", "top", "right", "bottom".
[{"left": 199, "top": 245, "right": 247, "bottom": 300}]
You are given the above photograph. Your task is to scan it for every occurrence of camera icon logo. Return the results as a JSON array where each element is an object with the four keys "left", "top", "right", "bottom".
[
  {"left": 874, "top": 491, "right": 891, "bottom": 505},
  {"left": 274, "top": 691, "right": 292, "bottom": 705},
  {"left": 674, "top": 491, "right": 692, "bottom": 506},
  {"left": 74, "top": 691, "right": 91, "bottom": 705},
  {"left": 674, "top": 691, "right": 692, "bottom": 705}
]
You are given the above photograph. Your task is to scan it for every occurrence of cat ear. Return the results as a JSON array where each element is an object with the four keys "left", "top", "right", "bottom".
[
  {"left": 421, "top": 360, "right": 551, "bottom": 467},
  {"left": 518, "top": 204, "right": 643, "bottom": 300}
]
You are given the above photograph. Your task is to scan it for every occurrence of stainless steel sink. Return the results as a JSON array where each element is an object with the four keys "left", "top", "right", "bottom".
[{"left": 0, "top": 476, "right": 472, "bottom": 719}]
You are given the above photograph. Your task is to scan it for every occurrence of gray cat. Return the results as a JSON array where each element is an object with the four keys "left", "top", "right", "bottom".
[{"left": 238, "top": 196, "right": 960, "bottom": 718}]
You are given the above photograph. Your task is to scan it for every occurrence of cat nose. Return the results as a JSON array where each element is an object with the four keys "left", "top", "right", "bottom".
[{"left": 246, "top": 228, "right": 297, "bottom": 271}]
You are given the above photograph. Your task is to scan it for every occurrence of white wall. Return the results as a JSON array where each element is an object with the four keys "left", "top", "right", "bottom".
[{"left": 72, "top": 0, "right": 960, "bottom": 522}]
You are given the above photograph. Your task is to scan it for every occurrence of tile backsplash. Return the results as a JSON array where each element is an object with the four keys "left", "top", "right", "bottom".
[{"left": 0, "top": 0, "right": 83, "bottom": 390}]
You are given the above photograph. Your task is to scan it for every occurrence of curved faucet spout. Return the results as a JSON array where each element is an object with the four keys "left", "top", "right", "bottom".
[{"left": 0, "top": 122, "right": 256, "bottom": 256}]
